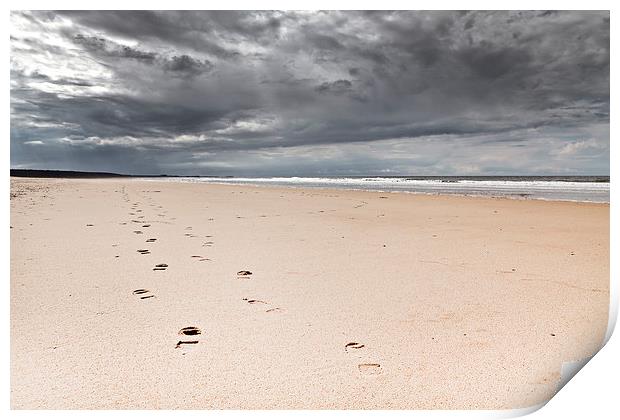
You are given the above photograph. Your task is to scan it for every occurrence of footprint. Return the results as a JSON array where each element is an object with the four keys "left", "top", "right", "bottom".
[
  {"left": 86, "top": 224, "right": 94, "bottom": 227},
  {"left": 265, "top": 307, "right": 286, "bottom": 313},
  {"left": 243, "top": 298, "right": 268, "bottom": 305},
  {"left": 179, "top": 326, "right": 201, "bottom": 336},
  {"left": 153, "top": 263, "right": 168, "bottom": 271},
  {"left": 133, "top": 289, "right": 149, "bottom": 295},
  {"left": 345, "top": 342, "right": 365, "bottom": 352},
  {"left": 237, "top": 270, "right": 252, "bottom": 277},
  {"left": 133, "top": 230, "right": 143, "bottom": 234},
  {"left": 175, "top": 340, "right": 198, "bottom": 349},
  {"left": 137, "top": 249, "right": 150, "bottom": 255},
  {"left": 142, "top": 224, "right": 151, "bottom": 228},
  {"left": 358, "top": 363, "right": 382, "bottom": 375},
  {"left": 191, "top": 255, "right": 202, "bottom": 258},
  {"left": 133, "top": 289, "right": 155, "bottom": 299},
  {"left": 146, "top": 238, "right": 157, "bottom": 243},
  {"left": 176, "top": 327, "right": 202, "bottom": 350}
]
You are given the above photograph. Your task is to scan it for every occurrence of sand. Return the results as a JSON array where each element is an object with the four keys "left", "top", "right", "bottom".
[{"left": 10, "top": 177, "right": 609, "bottom": 409}]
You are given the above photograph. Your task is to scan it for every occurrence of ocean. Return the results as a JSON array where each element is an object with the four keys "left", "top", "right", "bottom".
[{"left": 146, "top": 176, "right": 610, "bottom": 203}]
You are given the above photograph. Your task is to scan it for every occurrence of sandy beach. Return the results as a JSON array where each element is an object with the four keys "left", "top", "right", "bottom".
[{"left": 10, "top": 177, "right": 609, "bottom": 409}]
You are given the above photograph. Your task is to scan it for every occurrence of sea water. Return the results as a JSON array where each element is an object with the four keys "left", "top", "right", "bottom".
[{"left": 146, "top": 176, "right": 610, "bottom": 203}]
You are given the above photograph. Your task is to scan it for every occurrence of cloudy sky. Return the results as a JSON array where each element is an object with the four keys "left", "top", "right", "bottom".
[{"left": 10, "top": 10, "right": 609, "bottom": 176}]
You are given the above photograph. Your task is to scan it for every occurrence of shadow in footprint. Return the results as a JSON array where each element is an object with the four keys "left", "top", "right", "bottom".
[
  {"left": 179, "top": 326, "right": 201, "bottom": 336},
  {"left": 175, "top": 340, "right": 198, "bottom": 349},
  {"left": 133, "top": 289, "right": 155, "bottom": 299},
  {"left": 358, "top": 363, "right": 382, "bottom": 375},
  {"left": 345, "top": 342, "right": 365, "bottom": 352},
  {"left": 153, "top": 263, "right": 168, "bottom": 271},
  {"left": 237, "top": 270, "right": 252, "bottom": 279},
  {"left": 266, "top": 307, "right": 286, "bottom": 313},
  {"left": 133, "top": 289, "right": 149, "bottom": 295},
  {"left": 243, "top": 298, "right": 268, "bottom": 305}
]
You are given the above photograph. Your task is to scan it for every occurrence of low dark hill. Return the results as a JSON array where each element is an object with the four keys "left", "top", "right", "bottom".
[{"left": 10, "top": 169, "right": 131, "bottom": 178}]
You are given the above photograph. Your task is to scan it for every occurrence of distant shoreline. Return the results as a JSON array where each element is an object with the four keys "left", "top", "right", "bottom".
[{"left": 9, "top": 169, "right": 610, "bottom": 182}]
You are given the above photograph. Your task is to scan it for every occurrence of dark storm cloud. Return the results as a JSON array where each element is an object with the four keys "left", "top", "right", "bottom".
[
  {"left": 72, "top": 34, "right": 213, "bottom": 76},
  {"left": 56, "top": 10, "right": 268, "bottom": 58},
  {"left": 73, "top": 34, "right": 157, "bottom": 61},
  {"left": 10, "top": 10, "right": 609, "bottom": 175},
  {"left": 163, "top": 55, "right": 213, "bottom": 76},
  {"left": 316, "top": 79, "right": 353, "bottom": 92}
]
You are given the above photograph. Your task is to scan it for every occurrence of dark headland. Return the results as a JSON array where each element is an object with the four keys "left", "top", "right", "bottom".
[{"left": 12, "top": 169, "right": 139, "bottom": 178}]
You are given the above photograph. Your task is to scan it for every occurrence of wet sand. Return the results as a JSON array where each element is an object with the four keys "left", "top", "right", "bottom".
[{"left": 10, "top": 177, "right": 609, "bottom": 409}]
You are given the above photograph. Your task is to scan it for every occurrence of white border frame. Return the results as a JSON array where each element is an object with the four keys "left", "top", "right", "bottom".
[{"left": 3, "top": 2, "right": 617, "bottom": 419}]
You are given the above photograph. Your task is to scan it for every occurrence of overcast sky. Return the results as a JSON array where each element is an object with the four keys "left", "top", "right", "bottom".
[{"left": 10, "top": 10, "right": 609, "bottom": 176}]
